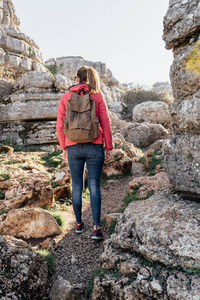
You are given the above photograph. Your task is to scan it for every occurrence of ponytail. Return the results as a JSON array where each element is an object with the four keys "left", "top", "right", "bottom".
[
  {"left": 76, "top": 66, "right": 101, "bottom": 94},
  {"left": 87, "top": 67, "right": 101, "bottom": 94}
]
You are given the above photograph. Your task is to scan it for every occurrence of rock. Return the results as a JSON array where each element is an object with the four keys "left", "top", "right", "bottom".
[
  {"left": 0, "top": 179, "right": 54, "bottom": 212},
  {"left": 152, "top": 81, "right": 172, "bottom": 94},
  {"left": 104, "top": 213, "right": 122, "bottom": 227},
  {"left": 45, "top": 56, "right": 124, "bottom": 105},
  {"left": 0, "top": 208, "right": 62, "bottom": 238},
  {"left": 54, "top": 74, "right": 72, "bottom": 91},
  {"left": 163, "top": 0, "right": 200, "bottom": 50},
  {"left": 92, "top": 191, "right": 200, "bottom": 299},
  {"left": 38, "top": 237, "right": 56, "bottom": 251},
  {"left": 170, "top": 92, "right": 200, "bottom": 134},
  {"left": 103, "top": 149, "right": 132, "bottom": 176},
  {"left": 132, "top": 101, "right": 171, "bottom": 128},
  {"left": 163, "top": 0, "right": 200, "bottom": 199},
  {"left": 129, "top": 171, "right": 170, "bottom": 199},
  {"left": 52, "top": 167, "right": 71, "bottom": 186},
  {"left": 4, "top": 235, "right": 31, "bottom": 249},
  {"left": 14, "top": 71, "right": 53, "bottom": 90},
  {"left": 0, "top": 120, "right": 58, "bottom": 146},
  {"left": 170, "top": 40, "right": 200, "bottom": 101},
  {"left": 53, "top": 185, "right": 71, "bottom": 200},
  {"left": 0, "top": 1, "right": 45, "bottom": 76},
  {"left": 49, "top": 277, "right": 85, "bottom": 300},
  {"left": 120, "top": 122, "right": 169, "bottom": 147},
  {"left": 0, "top": 235, "right": 48, "bottom": 299},
  {"left": 113, "top": 191, "right": 200, "bottom": 269},
  {"left": 164, "top": 134, "right": 200, "bottom": 198}
]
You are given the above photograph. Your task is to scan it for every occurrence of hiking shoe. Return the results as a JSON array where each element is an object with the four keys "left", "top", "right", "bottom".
[
  {"left": 92, "top": 229, "right": 104, "bottom": 240},
  {"left": 75, "top": 222, "right": 84, "bottom": 234}
]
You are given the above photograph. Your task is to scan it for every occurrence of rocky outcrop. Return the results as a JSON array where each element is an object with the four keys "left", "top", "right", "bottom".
[
  {"left": 92, "top": 191, "right": 200, "bottom": 299},
  {"left": 45, "top": 56, "right": 123, "bottom": 105},
  {"left": 0, "top": 208, "right": 62, "bottom": 239},
  {"left": 0, "top": 235, "right": 48, "bottom": 299},
  {"left": 0, "top": 71, "right": 64, "bottom": 147},
  {"left": 163, "top": 0, "right": 200, "bottom": 198},
  {"left": 132, "top": 101, "right": 171, "bottom": 128},
  {"left": 0, "top": 0, "right": 45, "bottom": 76}
]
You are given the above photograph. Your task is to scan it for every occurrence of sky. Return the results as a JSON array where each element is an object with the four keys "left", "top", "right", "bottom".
[{"left": 13, "top": 0, "right": 173, "bottom": 87}]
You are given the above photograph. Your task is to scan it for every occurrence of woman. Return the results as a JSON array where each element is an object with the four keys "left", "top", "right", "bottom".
[{"left": 56, "top": 66, "right": 113, "bottom": 240}]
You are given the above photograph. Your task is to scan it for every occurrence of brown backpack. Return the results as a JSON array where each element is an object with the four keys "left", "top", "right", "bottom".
[{"left": 63, "top": 91, "right": 99, "bottom": 143}]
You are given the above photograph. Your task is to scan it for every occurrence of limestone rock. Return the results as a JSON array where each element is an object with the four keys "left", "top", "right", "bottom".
[
  {"left": 169, "top": 40, "right": 200, "bottom": 100},
  {"left": 0, "top": 1, "right": 45, "bottom": 75},
  {"left": 49, "top": 277, "right": 85, "bottom": 300},
  {"left": 0, "top": 208, "right": 62, "bottom": 238},
  {"left": 104, "top": 213, "right": 121, "bottom": 227},
  {"left": 0, "top": 179, "right": 54, "bottom": 212},
  {"left": 103, "top": 149, "right": 132, "bottom": 176},
  {"left": 162, "top": 1, "right": 200, "bottom": 198},
  {"left": 0, "top": 235, "right": 48, "bottom": 299},
  {"left": 152, "top": 81, "right": 172, "bottom": 93},
  {"left": 14, "top": 71, "right": 53, "bottom": 90},
  {"left": 54, "top": 74, "right": 72, "bottom": 91},
  {"left": 92, "top": 191, "right": 200, "bottom": 299},
  {"left": 170, "top": 92, "right": 200, "bottom": 134},
  {"left": 0, "top": 120, "right": 58, "bottom": 146},
  {"left": 132, "top": 101, "right": 171, "bottom": 128},
  {"left": 112, "top": 191, "right": 200, "bottom": 269},
  {"left": 163, "top": 0, "right": 200, "bottom": 50},
  {"left": 129, "top": 171, "right": 170, "bottom": 199},
  {"left": 164, "top": 134, "right": 200, "bottom": 197},
  {"left": 120, "top": 122, "right": 169, "bottom": 147}
]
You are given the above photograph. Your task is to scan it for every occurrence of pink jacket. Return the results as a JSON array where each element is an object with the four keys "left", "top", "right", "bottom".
[{"left": 56, "top": 83, "right": 113, "bottom": 151}]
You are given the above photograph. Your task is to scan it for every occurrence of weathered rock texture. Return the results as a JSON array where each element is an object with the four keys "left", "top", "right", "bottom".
[
  {"left": 0, "top": 0, "right": 46, "bottom": 75},
  {"left": 0, "top": 208, "right": 62, "bottom": 238},
  {"left": 45, "top": 56, "right": 123, "bottom": 104},
  {"left": 92, "top": 191, "right": 200, "bottom": 299},
  {"left": 0, "top": 235, "right": 48, "bottom": 299},
  {"left": 163, "top": 0, "right": 200, "bottom": 198},
  {"left": 120, "top": 122, "right": 169, "bottom": 147},
  {"left": 132, "top": 101, "right": 171, "bottom": 128}
]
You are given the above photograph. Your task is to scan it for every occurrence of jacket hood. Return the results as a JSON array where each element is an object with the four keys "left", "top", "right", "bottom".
[{"left": 68, "top": 83, "right": 89, "bottom": 94}]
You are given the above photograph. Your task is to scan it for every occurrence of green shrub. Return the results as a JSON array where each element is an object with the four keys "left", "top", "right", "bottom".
[
  {"left": 51, "top": 211, "right": 66, "bottom": 230},
  {"left": 122, "top": 86, "right": 167, "bottom": 121},
  {"left": 41, "top": 151, "right": 62, "bottom": 167},
  {"left": 0, "top": 173, "right": 11, "bottom": 180},
  {"left": 35, "top": 249, "right": 55, "bottom": 275}
]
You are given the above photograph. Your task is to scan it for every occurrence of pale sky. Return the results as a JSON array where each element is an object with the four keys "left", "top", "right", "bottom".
[{"left": 13, "top": 0, "right": 172, "bottom": 87}]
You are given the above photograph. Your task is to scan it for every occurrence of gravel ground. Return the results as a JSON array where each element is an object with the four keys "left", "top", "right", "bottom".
[{"left": 47, "top": 175, "right": 133, "bottom": 294}]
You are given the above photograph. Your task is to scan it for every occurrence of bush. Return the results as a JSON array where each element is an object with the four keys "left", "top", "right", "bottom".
[
  {"left": 122, "top": 86, "right": 169, "bottom": 121},
  {"left": 35, "top": 249, "right": 55, "bottom": 275}
]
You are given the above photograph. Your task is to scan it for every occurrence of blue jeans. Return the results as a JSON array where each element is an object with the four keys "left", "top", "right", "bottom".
[{"left": 68, "top": 143, "right": 105, "bottom": 226}]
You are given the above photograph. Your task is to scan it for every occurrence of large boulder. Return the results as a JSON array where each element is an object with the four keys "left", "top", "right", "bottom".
[
  {"left": 0, "top": 235, "right": 48, "bottom": 299},
  {"left": 132, "top": 101, "right": 171, "bottom": 128},
  {"left": 92, "top": 191, "right": 200, "bottom": 299},
  {"left": 0, "top": 179, "right": 54, "bottom": 213},
  {"left": 120, "top": 122, "right": 169, "bottom": 147},
  {"left": 0, "top": 208, "right": 62, "bottom": 239}
]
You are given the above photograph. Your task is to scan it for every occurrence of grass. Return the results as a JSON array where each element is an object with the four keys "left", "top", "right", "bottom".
[
  {"left": 139, "top": 148, "right": 164, "bottom": 176},
  {"left": 35, "top": 249, "right": 55, "bottom": 275},
  {"left": 100, "top": 169, "right": 132, "bottom": 186},
  {"left": 0, "top": 173, "right": 11, "bottom": 180},
  {"left": 109, "top": 219, "right": 117, "bottom": 235},
  {"left": 85, "top": 266, "right": 122, "bottom": 299},
  {"left": 41, "top": 151, "right": 62, "bottom": 168},
  {"left": 83, "top": 187, "right": 90, "bottom": 202},
  {"left": 0, "top": 189, "right": 5, "bottom": 200},
  {"left": 50, "top": 211, "right": 67, "bottom": 230}
]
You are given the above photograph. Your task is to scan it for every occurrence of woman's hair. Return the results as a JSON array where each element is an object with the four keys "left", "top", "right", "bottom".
[{"left": 77, "top": 66, "right": 101, "bottom": 94}]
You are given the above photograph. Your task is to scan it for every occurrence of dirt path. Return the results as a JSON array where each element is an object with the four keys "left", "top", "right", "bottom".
[{"left": 47, "top": 175, "right": 133, "bottom": 295}]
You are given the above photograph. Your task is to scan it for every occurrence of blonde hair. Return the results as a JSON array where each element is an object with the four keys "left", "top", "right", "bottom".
[{"left": 77, "top": 66, "right": 101, "bottom": 94}]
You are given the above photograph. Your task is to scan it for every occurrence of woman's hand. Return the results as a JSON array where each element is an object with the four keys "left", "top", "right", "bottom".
[
  {"left": 105, "top": 150, "right": 112, "bottom": 161},
  {"left": 63, "top": 149, "right": 68, "bottom": 161}
]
